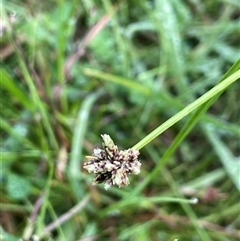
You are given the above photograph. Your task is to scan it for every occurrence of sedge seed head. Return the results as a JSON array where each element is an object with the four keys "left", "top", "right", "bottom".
[{"left": 83, "top": 134, "right": 141, "bottom": 189}]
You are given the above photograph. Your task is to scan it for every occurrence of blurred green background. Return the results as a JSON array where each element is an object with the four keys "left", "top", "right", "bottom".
[{"left": 1, "top": 0, "right": 240, "bottom": 240}]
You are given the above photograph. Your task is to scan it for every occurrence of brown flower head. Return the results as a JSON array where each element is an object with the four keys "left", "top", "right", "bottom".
[{"left": 83, "top": 134, "right": 141, "bottom": 189}]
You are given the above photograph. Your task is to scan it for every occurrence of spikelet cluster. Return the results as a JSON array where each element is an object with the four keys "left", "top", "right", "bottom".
[{"left": 83, "top": 134, "right": 141, "bottom": 189}]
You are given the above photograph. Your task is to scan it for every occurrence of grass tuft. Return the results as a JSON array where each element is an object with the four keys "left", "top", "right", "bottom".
[{"left": 1, "top": 1, "right": 239, "bottom": 240}]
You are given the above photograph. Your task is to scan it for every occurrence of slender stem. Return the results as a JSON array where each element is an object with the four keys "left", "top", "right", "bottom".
[
  {"left": 100, "top": 196, "right": 198, "bottom": 216},
  {"left": 132, "top": 70, "right": 240, "bottom": 150},
  {"left": 40, "top": 195, "right": 90, "bottom": 238},
  {"left": 68, "top": 89, "right": 105, "bottom": 200},
  {"left": 0, "top": 203, "right": 31, "bottom": 212}
]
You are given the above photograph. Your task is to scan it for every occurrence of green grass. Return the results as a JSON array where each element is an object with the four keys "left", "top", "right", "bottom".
[{"left": 1, "top": 0, "right": 240, "bottom": 240}]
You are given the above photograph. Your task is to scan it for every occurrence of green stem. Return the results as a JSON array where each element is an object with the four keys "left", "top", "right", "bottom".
[
  {"left": 132, "top": 70, "right": 240, "bottom": 150},
  {"left": 100, "top": 196, "right": 198, "bottom": 217},
  {"left": 36, "top": 162, "right": 54, "bottom": 235},
  {"left": 0, "top": 203, "right": 31, "bottom": 212},
  {"left": 68, "top": 89, "right": 105, "bottom": 200}
]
